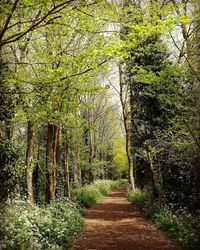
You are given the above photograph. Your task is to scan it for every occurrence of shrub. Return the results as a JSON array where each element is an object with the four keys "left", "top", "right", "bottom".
[
  {"left": 127, "top": 189, "right": 151, "bottom": 210},
  {"left": 74, "top": 179, "right": 127, "bottom": 208},
  {"left": 0, "top": 199, "right": 84, "bottom": 249},
  {"left": 152, "top": 208, "right": 200, "bottom": 250},
  {"left": 74, "top": 186, "right": 102, "bottom": 208},
  {"left": 127, "top": 188, "right": 200, "bottom": 250},
  {"left": 117, "top": 179, "right": 129, "bottom": 185},
  {"left": 93, "top": 180, "right": 113, "bottom": 195}
]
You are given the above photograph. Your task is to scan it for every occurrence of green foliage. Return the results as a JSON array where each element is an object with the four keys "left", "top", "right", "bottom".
[
  {"left": 0, "top": 140, "right": 19, "bottom": 201},
  {"left": 74, "top": 180, "right": 127, "bottom": 208},
  {"left": 112, "top": 137, "right": 128, "bottom": 176},
  {"left": 127, "top": 189, "right": 200, "bottom": 250},
  {"left": 93, "top": 180, "right": 115, "bottom": 195},
  {"left": 0, "top": 199, "right": 84, "bottom": 249},
  {"left": 127, "top": 189, "right": 151, "bottom": 210},
  {"left": 73, "top": 185, "right": 102, "bottom": 208},
  {"left": 153, "top": 208, "right": 200, "bottom": 250}
]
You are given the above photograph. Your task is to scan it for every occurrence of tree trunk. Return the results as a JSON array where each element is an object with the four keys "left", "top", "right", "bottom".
[
  {"left": 5, "top": 120, "right": 13, "bottom": 141},
  {"left": 119, "top": 65, "right": 136, "bottom": 190},
  {"left": 119, "top": 1, "right": 136, "bottom": 190},
  {"left": 0, "top": 121, "right": 3, "bottom": 140},
  {"left": 46, "top": 124, "right": 58, "bottom": 203},
  {"left": 33, "top": 145, "right": 40, "bottom": 203},
  {"left": 74, "top": 148, "right": 81, "bottom": 188},
  {"left": 26, "top": 121, "right": 35, "bottom": 203},
  {"left": 64, "top": 141, "right": 70, "bottom": 197},
  {"left": 124, "top": 117, "right": 135, "bottom": 190},
  {"left": 88, "top": 107, "right": 94, "bottom": 183}
]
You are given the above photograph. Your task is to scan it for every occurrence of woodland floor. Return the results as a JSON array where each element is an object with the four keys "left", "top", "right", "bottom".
[{"left": 72, "top": 185, "right": 181, "bottom": 250}]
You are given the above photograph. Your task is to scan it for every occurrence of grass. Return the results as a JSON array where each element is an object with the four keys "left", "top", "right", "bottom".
[{"left": 127, "top": 189, "right": 200, "bottom": 250}]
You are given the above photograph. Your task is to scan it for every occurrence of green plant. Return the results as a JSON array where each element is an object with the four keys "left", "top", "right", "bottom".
[
  {"left": 127, "top": 189, "right": 151, "bottom": 210},
  {"left": 0, "top": 199, "right": 84, "bottom": 249},
  {"left": 127, "top": 189, "right": 200, "bottom": 250},
  {"left": 152, "top": 208, "right": 200, "bottom": 250},
  {"left": 93, "top": 180, "right": 113, "bottom": 195},
  {"left": 73, "top": 186, "right": 102, "bottom": 208},
  {"left": 73, "top": 179, "right": 127, "bottom": 208}
]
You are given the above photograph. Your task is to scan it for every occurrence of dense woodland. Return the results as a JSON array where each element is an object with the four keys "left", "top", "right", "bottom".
[{"left": 0, "top": 0, "right": 200, "bottom": 249}]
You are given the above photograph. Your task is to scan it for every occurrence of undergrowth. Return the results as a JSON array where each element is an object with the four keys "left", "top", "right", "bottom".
[
  {"left": 127, "top": 189, "right": 200, "bottom": 250},
  {"left": 74, "top": 179, "right": 127, "bottom": 208},
  {"left": 0, "top": 179, "right": 127, "bottom": 249},
  {"left": 0, "top": 199, "right": 84, "bottom": 249}
]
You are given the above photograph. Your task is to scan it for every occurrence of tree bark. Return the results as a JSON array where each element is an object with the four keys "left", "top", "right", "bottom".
[
  {"left": 74, "top": 148, "right": 81, "bottom": 188},
  {"left": 26, "top": 121, "right": 35, "bottom": 203},
  {"left": 0, "top": 121, "right": 3, "bottom": 140},
  {"left": 124, "top": 114, "right": 136, "bottom": 190},
  {"left": 5, "top": 120, "right": 13, "bottom": 141},
  {"left": 64, "top": 141, "right": 70, "bottom": 197},
  {"left": 119, "top": 1, "right": 136, "bottom": 190},
  {"left": 46, "top": 124, "right": 58, "bottom": 202},
  {"left": 88, "top": 107, "right": 95, "bottom": 183},
  {"left": 119, "top": 65, "right": 136, "bottom": 190}
]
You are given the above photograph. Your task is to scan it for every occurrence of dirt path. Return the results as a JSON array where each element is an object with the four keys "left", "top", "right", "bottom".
[{"left": 72, "top": 185, "right": 180, "bottom": 250}]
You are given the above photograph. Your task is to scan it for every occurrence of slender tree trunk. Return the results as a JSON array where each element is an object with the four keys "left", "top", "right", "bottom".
[
  {"left": 26, "top": 121, "right": 35, "bottom": 203},
  {"left": 0, "top": 121, "right": 3, "bottom": 140},
  {"left": 74, "top": 149, "right": 81, "bottom": 188},
  {"left": 63, "top": 141, "right": 70, "bottom": 197},
  {"left": 119, "top": 1, "right": 136, "bottom": 189},
  {"left": 124, "top": 116, "right": 135, "bottom": 190},
  {"left": 119, "top": 65, "right": 136, "bottom": 190},
  {"left": 34, "top": 145, "right": 40, "bottom": 203},
  {"left": 88, "top": 107, "right": 94, "bottom": 183},
  {"left": 46, "top": 124, "right": 58, "bottom": 202}
]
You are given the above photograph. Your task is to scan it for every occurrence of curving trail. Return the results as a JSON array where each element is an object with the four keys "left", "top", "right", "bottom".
[{"left": 72, "top": 185, "right": 181, "bottom": 250}]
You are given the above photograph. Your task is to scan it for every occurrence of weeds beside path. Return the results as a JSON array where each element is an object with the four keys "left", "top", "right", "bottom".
[{"left": 72, "top": 185, "right": 180, "bottom": 250}]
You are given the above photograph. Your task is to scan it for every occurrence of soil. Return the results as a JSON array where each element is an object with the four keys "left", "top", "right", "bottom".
[{"left": 72, "top": 185, "right": 181, "bottom": 250}]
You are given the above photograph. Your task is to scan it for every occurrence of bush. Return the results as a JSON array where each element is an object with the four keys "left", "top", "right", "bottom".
[
  {"left": 127, "top": 189, "right": 151, "bottom": 210},
  {"left": 73, "top": 186, "right": 102, "bottom": 208},
  {"left": 0, "top": 199, "right": 84, "bottom": 249},
  {"left": 74, "top": 179, "right": 127, "bottom": 208},
  {"left": 93, "top": 181, "right": 113, "bottom": 195},
  {"left": 153, "top": 208, "right": 200, "bottom": 250},
  {"left": 118, "top": 179, "right": 129, "bottom": 185},
  {"left": 127, "top": 188, "right": 200, "bottom": 249}
]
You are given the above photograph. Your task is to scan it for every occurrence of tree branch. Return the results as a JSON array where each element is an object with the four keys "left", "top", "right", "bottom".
[
  {"left": 0, "top": 0, "right": 20, "bottom": 41},
  {"left": 170, "top": 33, "right": 200, "bottom": 82},
  {"left": 0, "top": 0, "right": 77, "bottom": 47}
]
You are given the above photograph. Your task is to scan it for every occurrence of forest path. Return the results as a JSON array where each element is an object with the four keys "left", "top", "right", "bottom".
[{"left": 72, "top": 185, "right": 180, "bottom": 250}]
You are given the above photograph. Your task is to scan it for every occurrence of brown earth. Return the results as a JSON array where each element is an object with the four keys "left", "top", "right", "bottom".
[{"left": 72, "top": 185, "right": 181, "bottom": 250}]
